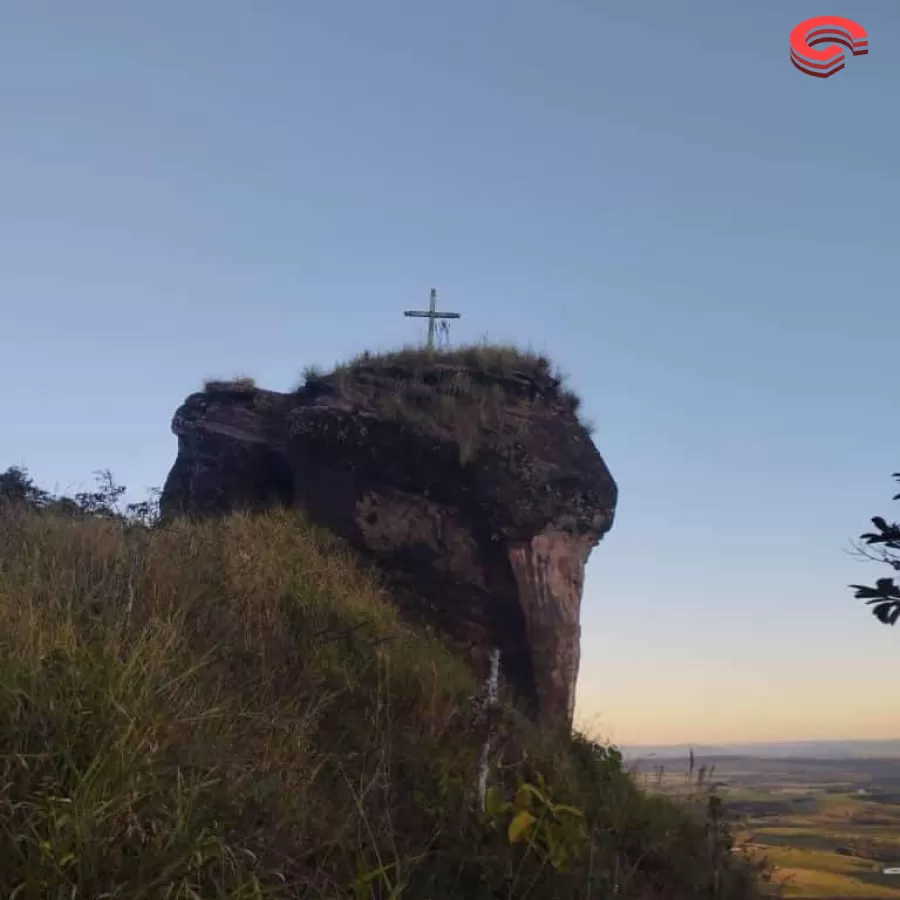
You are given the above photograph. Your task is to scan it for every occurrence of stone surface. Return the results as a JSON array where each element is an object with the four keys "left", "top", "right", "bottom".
[{"left": 160, "top": 353, "right": 618, "bottom": 728}]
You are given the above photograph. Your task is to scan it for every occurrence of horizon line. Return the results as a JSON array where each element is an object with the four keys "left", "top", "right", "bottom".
[{"left": 620, "top": 737, "right": 900, "bottom": 749}]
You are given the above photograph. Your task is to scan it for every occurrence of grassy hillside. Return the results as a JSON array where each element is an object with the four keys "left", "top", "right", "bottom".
[{"left": 0, "top": 501, "right": 778, "bottom": 899}]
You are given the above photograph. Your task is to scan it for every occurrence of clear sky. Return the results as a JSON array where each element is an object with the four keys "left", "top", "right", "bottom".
[{"left": 1, "top": 2, "right": 898, "bottom": 745}]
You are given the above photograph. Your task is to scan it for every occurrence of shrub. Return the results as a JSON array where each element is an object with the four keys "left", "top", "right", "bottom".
[{"left": 203, "top": 376, "right": 257, "bottom": 393}]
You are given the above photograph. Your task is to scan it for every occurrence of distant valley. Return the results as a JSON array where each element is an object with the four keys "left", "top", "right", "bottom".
[
  {"left": 623, "top": 740, "right": 900, "bottom": 761},
  {"left": 627, "top": 746, "right": 900, "bottom": 899}
]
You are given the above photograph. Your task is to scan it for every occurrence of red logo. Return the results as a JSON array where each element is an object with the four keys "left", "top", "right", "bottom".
[{"left": 790, "top": 16, "right": 868, "bottom": 78}]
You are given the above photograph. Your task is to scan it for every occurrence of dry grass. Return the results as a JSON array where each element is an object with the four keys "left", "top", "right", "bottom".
[
  {"left": 773, "top": 863, "right": 900, "bottom": 899},
  {"left": 0, "top": 503, "right": 777, "bottom": 899},
  {"left": 203, "top": 375, "right": 258, "bottom": 393},
  {"left": 199, "top": 345, "right": 591, "bottom": 465},
  {"left": 332, "top": 343, "right": 556, "bottom": 379},
  {"left": 298, "top": 343, "right": 586, "bottom": 464}
]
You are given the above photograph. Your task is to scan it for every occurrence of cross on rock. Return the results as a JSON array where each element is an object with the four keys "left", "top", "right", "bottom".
[{"left": 403, "top": 288, "right": 461, "bottom": 351}]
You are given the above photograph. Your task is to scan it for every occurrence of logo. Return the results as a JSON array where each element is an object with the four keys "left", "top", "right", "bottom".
[{"left": 790, "top": 16, "right": 868, "bottom": 78}]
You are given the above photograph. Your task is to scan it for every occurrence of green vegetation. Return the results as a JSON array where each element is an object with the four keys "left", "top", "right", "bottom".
[
  {"left": 0, "top": 469, "right": 774, "bottom": 899},
  {"left": 639, "top": 755, "right": 900, "bottom": 899},
  {"left": 326, "top": 342, "right": 557, "bottom": 379},
  {"left": 339, "top": 343, "right": 580, "bottom": 408},
  {"left": 203, "top": 375, "right": 258, "bottom": 393},
  {"left": 297, "top": 343, "right": 588, "bottom": 464}
]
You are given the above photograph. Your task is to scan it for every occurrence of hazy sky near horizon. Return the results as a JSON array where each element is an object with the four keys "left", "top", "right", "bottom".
[{"left": 1, "top": 2, "right": 898, "bottom": 745}]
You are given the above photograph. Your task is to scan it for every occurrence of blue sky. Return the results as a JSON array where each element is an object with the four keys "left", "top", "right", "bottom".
[{"left": 1, "top": 2, "right": 898, "bottom": 744}]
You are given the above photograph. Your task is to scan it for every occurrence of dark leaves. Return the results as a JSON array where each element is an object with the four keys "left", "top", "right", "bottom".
[
  {"left": 0, "top": 466, "right": 51, "bottom": 507},
  {"left": 872, "top": 603, "right": 900, "bottom": 626},
  {"left": 851, "top": 473, "right": 900, "bottom": 627},
  {"left": 859, "top": 516, "right": 900, "bottom": 548}
]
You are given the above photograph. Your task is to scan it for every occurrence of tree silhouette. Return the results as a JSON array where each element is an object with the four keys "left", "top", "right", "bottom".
[
  {"left": 850, "top": 473, "right": 900, "bottom": 627},
  {"left": 0, "top": 466, "right": 51, "bottom": 507},
  {"left": 0, "top": 466, "right": 159, "bottom": 526}
]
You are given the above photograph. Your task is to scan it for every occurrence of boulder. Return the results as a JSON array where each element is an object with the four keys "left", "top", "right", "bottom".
[{"left": 161, "top": 348, "right": 618, "bottom": 728}]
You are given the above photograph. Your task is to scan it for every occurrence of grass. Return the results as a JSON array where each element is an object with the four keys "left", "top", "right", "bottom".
[
  {"left": 328, "top": 343, "right": 557, "bottom": 378},
  {"left": 203, "top": 375, "right": 258, "bottom": 392},
  {"left": 715, "top": 772, "right": 900, "bottom": 899},
  {"left": 761, "top": 847, "right": 878, "bottom": 876},
  {"left": 295, "top": 343, "right": 589, "bottom": 464},
  {"left": 199, "top": 345, "right": 596, "bottom": 464},
  {"left": 748, "top": 831, "right": 838, "bottom": 852},
  {"left": 635, "top": 753, "right": 900, "bottom": 898},
  {"left": 0, "top": 502, "right": 776, "bottom": 899},
  {"left": 327, "top": 342, "right": 583, "bottom": 409},
  {"left": 736, "top": 829, "right": 900, "bottom": 899},
  {"left": 774, "top": 866, "right": 900, "bottom": 899}
]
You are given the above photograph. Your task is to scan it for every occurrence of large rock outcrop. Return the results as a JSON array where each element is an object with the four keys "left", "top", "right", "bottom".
[{"left": 160, "top": 349, "right": 618, "bottom": 728}]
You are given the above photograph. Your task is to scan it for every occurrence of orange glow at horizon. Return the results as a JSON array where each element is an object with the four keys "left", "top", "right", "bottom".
[{"left": 573, "top": 645, "right": 900, "bottom": 747}]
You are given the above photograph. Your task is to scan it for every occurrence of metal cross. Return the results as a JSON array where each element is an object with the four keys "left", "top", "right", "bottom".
[{"left": 403, "top": 288, "right": 461, "bottom": 351}]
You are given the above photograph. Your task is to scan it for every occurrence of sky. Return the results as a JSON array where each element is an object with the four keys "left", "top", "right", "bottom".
[{"left": 1, "top": 2, "right": 898, "bottom": 746}]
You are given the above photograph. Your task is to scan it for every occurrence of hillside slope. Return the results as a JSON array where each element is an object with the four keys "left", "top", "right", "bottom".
[{"left": 0, "top": 502, "right": 778, "bottom": 899}]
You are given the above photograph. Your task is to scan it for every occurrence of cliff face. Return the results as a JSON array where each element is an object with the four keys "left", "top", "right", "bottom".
[{"left": 160, "top": 348, "right": 618, "bottom": 728}]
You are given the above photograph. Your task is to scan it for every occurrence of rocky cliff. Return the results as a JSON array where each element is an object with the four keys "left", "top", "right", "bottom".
[{"left": 160, "top": 346, "right": 618, "bottom": 728}]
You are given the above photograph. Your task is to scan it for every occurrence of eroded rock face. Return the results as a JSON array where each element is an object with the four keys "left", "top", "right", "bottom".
[
  {"left": 508, "top": 531, "right": 596, "bottom": 727},
  {"left": 160, "top": 357, "right": 618, "bottom": 729}
]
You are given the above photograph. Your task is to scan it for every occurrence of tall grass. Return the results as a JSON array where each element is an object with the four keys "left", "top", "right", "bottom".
[
  {"left": 203, "top": 376, "right": 257, "bottom": 392},
  {"left": 0, "top": 504, "right": 778, "bottom": 898},
  {"left": 291, "top": 343, "right": 587, "bottom": 465}
]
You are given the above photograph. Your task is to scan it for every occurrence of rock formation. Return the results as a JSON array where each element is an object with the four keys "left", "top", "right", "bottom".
[{"left": 160, "top": 348, "right": 618, "bottom": 729}]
